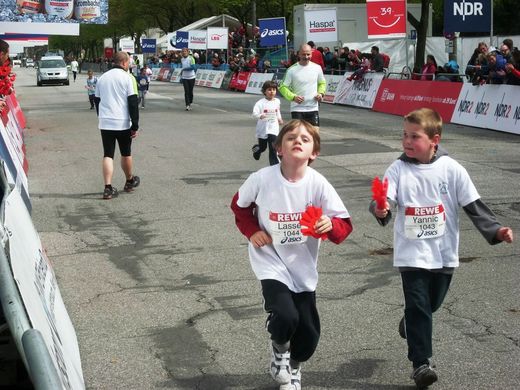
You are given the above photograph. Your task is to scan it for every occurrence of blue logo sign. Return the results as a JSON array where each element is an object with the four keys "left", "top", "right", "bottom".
[
  {"left": 444, "top": 0, "right": 491, "bottom": 33},
  {"left": 175, "top": 31, "right": 189, "bottom": 49},
  {"left": 141, "top": 39, "right": 156, "bottom": 53},
  {"left": 258, "top": 18, "right": 286, "bottom": 47}
]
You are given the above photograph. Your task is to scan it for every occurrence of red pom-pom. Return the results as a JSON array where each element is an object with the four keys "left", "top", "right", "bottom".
[
  {"left": 371, "top": 177, "right": 388, "bottom": 209},
  {"left": 300, "top": 205, "right": 327, "bottom": 240}
]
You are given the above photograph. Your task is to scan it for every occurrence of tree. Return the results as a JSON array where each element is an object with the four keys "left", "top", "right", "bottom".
[{"left": 407, "top": 0, "right": 431, "bottom": 71}]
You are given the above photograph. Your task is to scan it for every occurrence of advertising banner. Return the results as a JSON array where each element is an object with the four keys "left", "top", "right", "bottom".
[
  {"left": 119, "top": 39, "right": 134, "bottom": 53},
  {"left": 169, "top": 69, "right": 183, "bottom": 83},
  {"left": 451, "top": 84, "right": 520, "bottom": 135},
  {"left": 175, "top": 31, "right": 189, "bottom": 49},
  {"left": 0, "top": 0, "right": 107, "bottom": 25},
  {"left": 334, "top": 73, "right": 384, "bottom": 108},
  {"left": 367, "top": 0, "right": 407, "bottom": 39},
  {"left": 372, "top": 79, "right": 462, "bottom": 122},
  {"left": 322, "top": 74, "right": 344, "bottom": 104},
  {"left": 156, "top": 68, "right": 170, "bottom": 81},
  {"left": 245, "top": 73, "right": 275, "bottom": 94},
  {"left": 104, "top": 47, "right": 113, "bottom": 59},
  {"left": 258, "top": 17, "right": 286, "bottom": 47},
  {"left": 207, "top": 27, "right": 229, "bottom": 49},
  {"left": 5, "top": 189, "right": 85, "bottom": 390},
  {"left": 188, "top": 30, "right": 207, "bottom": 50},
  {"left": 444, "top": 0, "right": 491, "bottom": 33},
  {"left": 304, "top": 9, "right": 338, "bottom": 43},
  {"left": 141, "top": 38, "right": 156, "bottom": 53}
]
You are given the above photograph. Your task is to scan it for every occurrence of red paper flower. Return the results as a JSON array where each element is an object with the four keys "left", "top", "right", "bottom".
[
  {"left": 371, "top": 177, "right": 389, "bottom": 209},
  {"left": 300, "top": 205, "right": 328, "bottom": 240}
]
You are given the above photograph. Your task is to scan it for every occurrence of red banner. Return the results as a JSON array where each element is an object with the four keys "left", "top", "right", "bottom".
[
  {"left": 228, "top": 72, "right": 251, "bottom": 92},
  {"left": 367, "top": 0, "right": 407, "bottom": 39},
  {"left": 372, "top": 79, "right": 463, "bottom": 123},
  {"left": 104, "top": 47, "right": 114, "bottom": 59}
]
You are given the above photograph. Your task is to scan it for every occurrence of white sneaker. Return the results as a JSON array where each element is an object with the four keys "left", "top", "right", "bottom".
[
  {"left": 279, "top": 366, "right": 301, "bottom": 390},
  {"left": 270, "top": 344, "right": 291, "bottom": 385},
  {"left": 186, "top": 105, "right": 191, "bottom": 111}
]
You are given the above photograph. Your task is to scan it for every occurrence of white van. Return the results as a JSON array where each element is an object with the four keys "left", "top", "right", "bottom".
[{"left": 36, "top": 56, "right": 70, "bottom": 86}]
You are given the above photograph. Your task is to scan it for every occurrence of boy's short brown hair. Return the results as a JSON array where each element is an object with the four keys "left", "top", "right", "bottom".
[
  {"left": 404, "top": 108, "right": 443, "bottom": 139},
  {"left": 274, "top": 120, "right": 321, "bottom": 164},
  {"left": 261, "top": 80, "right": 278, "bottom": 94}
]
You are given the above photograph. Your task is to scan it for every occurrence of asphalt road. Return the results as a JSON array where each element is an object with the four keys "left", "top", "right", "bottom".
[{"left": 13, "top": 67, "right": 520, "bottom": 390}]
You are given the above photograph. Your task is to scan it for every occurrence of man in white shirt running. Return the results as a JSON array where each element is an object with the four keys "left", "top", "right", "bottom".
[
  {"left": 279, "top": 44, "right": 326, "bottom": 130},
  {"left": 95, "top": 51, "right": 140, "bottom": 200}
]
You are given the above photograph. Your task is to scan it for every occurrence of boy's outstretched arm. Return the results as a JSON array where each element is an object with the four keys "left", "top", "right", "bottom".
[
  {"left": 463, "top": 199, "right": 514, "bottom": 244},
  {"left": 326, "top": 217, "right": 353, "bottom": 244},
  {"left": 231, "top": 192, "right": 273, "bottom": 248},
  {"left": 368, "top": 199, "right": 394, "bottom": 226},
  {"left": 231, "top": 192, "right": 261, "bottom": 239}
]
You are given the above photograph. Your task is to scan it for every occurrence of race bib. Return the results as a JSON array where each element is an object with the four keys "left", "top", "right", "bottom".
[
  {"left": 269, "top": 211, "right": 307, "bottom": 245},
  {"left": 404, "top": 204, "right": 446, "bottom": 240},
  {"left": 263, "top": 109, "right": 277, "bottom": 122}
]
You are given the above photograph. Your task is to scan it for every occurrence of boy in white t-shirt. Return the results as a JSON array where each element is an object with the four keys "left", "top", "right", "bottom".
[
  {"left": 231, "top": 120, "right": 353, "bottom": 390},
  {"left": 370, "top": 108, "right": 513, "bottom": 389},
  {"left": 251, "top": 80, "right": 283, "bottom": 166}
]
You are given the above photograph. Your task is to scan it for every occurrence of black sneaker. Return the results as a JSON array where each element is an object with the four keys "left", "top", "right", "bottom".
[
  {"left": 399, "top": 316, "right": 406, "bottom": 339},
  {"left": 252, "top": 144, "right": 261, "bottom": 160},
  {"left": 411, "top": 364, "right": 438, "bottom": 388},
  {"left": 124, "top": 176, "right": 140, "bottom": 192},
  {"left": 103, "top": 186, "right": 118, "bottom": 200}
]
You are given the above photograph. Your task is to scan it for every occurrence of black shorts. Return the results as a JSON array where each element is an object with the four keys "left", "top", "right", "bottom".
[
  {"left": 101, "top": 129, "right": 132, "bottom": 158},
  {"left": 291, "top": 111, "right": 320, "bottom": 127}
]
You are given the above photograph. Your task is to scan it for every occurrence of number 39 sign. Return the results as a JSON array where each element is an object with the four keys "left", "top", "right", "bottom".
[{"left": 367, "top": 0, "right": 407, "bottom": 39}]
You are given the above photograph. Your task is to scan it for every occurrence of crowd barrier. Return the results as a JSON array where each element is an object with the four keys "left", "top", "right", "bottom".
[
  {"left": 152, "top": 67, "right": 520, "bottom": 135},
  {"left": 0, "top": 94, "right": 85, "bottom": 389}
]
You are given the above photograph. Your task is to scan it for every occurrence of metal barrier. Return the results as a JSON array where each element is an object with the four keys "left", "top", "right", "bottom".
[{"left": 0, "top": 167, "right": 62, "bottom": 390}]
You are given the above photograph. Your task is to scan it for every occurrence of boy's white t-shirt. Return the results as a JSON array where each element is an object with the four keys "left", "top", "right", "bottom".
[
  {"left": 252, "top": 97, "right": 282, "bottom": 138},
  {"left": 95, "top": 68, "right": 136, "bottom": 130},
  {"left": 237, "top": 165, "right": 349, "bottom": 292},
  {"left": 384, "top": 156, "right": 480, "bottom": 269}
]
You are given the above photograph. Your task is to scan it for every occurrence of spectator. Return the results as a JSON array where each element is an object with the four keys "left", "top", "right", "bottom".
[
  {"left": 338, "top": 47, "right": 349, "bottom": 72},
  {"left": 307, "top": 41, "right": 325, "bottom": 70},
  {"left": 420, "top": 55, "right": 437, "bottom": 81},
  {"left": 245, "top": 54, "right": 258, "bottom": 72},
  {"left": 346, "top": 53, "right": 371, "bottom": 81},
  {"left": 329, "top": 51, "right": 340, "bottom": 74},
  {"left": 486, "top": 52, "right": 507, "bottom": 84},
  {"left": 370, "top": 46, "right": 384, "bottom": 72},
  {"left": 505, "top": 49, "right": 520, "bottom": 85},
  {"left": 499, "top": 44, "right": 512, "bottom": 63},
  {"left": 346, "top": 50, "right": 361, "bottom": 71},
  {"left": 323, "top": 47, "right": 333, "bottom": 71},
  {"left": 466, "top": 41, "right": 488, "bottom": 82}
]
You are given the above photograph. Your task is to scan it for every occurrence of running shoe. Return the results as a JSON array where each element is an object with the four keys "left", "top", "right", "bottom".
[
  {"left": 103, "top": 186, "right": 118, "bottom": 200},
  {"left": 252, "top": 144, "right": 261, "bottom": 160},
  {"left": 124, "top": 176, "right": 141, "bottom": 192},
  {"left": 411, "top": 363, "right": 438, "bottom": 388},
  {"left": 270, "top": 343, "right": 291, "bottom": 385},
  {"left": 280, "top": 366, "right": 301, "bottom": 390}
]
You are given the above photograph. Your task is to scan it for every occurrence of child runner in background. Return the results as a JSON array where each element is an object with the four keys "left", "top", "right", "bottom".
[
  {"left": 370, "top": 108, "right": 514, "bottom": 389},
  {"left": 136, "top": 67, "right": 149, "bottom": 109},
  {"left": 231, "top": 120, "right": 353, "bottom": 390},
  {"left": 85, "top": 69, "right": 97, "bottom": 110},
  {"left": 251, "top": 80, "right": 283, "bottom": 166}
]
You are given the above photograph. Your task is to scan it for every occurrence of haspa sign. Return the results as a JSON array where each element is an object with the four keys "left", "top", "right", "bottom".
[{"left": 367, "top": 0, "right": 407, "bottom": 39}]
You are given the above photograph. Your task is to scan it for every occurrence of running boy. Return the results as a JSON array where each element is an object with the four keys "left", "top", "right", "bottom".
[
  {"left": 251, "top": 80, "right": 283, "bottom": 166},
  {"left": 136, "top": 67, "right": 149, "bottom": 108},
  {"left": 85, "top": 69, "right": 97, "bottom": 110},
  {"left": 231, "top": 120, "right": 353, "bottom": 390},
  {"left": 370, "top": 108, "right": 514, "bottom": 389}
]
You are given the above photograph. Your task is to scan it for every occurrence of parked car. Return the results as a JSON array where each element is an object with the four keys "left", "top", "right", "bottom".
[
  {"left": 36, "top": 56, "right": 69, "bottom": 86},
  {"left": 12, "top": 59, "right": 22, "bottom": 67},
  {"left": 25, "top": 58, "right": 34, "bottom": 67}
]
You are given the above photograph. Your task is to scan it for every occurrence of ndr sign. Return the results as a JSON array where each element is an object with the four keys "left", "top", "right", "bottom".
[{"left": 444, "top": 0, "right": 491, "bottom": 33}]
